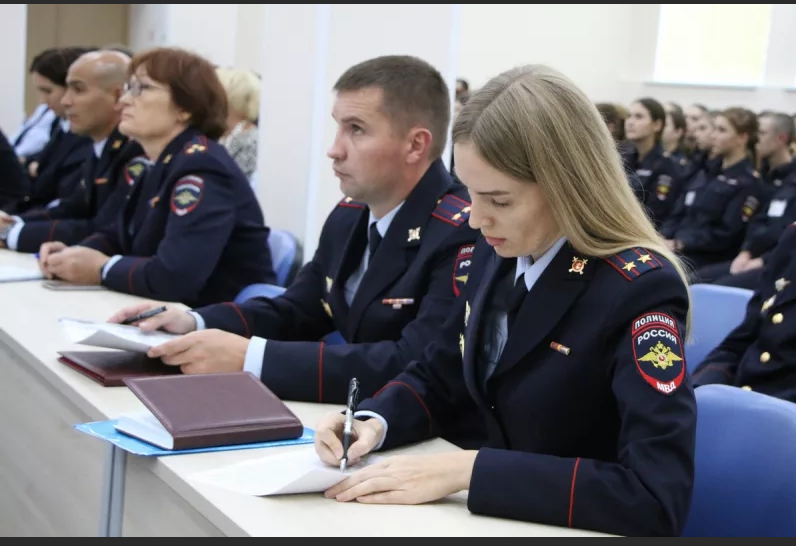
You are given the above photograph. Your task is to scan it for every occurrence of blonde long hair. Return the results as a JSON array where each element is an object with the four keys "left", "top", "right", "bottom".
[{"left": 452, "top": 65, "right": 692, "bottom": 338}]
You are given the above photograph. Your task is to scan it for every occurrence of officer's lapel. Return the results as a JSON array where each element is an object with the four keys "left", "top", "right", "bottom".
[
  {"left": 493, "top": 242, "right": 594, "bottom": 380},
  {"left": 330, "top": 209, "right": 369, "bottom": 325},
  {"left": 347, "top": 161, "right": 451, "bottom": 338},
  {"left": 463, "top": 252, "right": 503, "bottom": 403}
]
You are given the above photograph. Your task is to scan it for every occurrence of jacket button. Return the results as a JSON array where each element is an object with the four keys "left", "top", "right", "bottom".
[
  {"left": 773, "top": 313, "right": 784, "bottom": 324},
  {"left": 760, "top": 352, "right": 771, "bottom": 363}
]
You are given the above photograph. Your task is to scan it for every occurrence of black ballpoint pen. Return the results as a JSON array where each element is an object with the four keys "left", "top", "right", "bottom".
[{"left": 340, "top": 377, "right": 360, "bottom": 471}]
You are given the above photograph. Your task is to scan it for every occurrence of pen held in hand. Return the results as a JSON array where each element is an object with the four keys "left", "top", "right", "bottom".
[
  {"left": 340, "top": 377, "right": 360, "bottom": 472},
  {"left": 121, "top": 305, "right": 168, "bottom": 326}
]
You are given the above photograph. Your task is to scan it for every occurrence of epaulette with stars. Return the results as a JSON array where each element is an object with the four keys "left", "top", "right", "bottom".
[
  {"left": 184, "top": 136, "right": 209, "bottom": 155},
  {"left": 432, "top": 194, "right": 471, "bottom": 227},
  {"left": 603, "top": 248, "right": 663, "bottom": 281}
]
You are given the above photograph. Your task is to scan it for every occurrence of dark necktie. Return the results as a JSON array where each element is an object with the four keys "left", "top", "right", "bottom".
[
  {"left": 506, "top": 273, "right": 528, "bottom": 333},
  {"left": 368, "top": 223, "right": 382, "bottom": 257}
]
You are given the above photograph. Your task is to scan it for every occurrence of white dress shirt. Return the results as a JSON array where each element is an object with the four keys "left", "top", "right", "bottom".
[{"left": 10, "top": 104, "right": 56, "bottom": 158}]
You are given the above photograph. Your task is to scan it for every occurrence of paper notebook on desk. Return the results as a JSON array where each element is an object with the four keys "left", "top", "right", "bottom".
[
  {"left": 58, "top": 317, "right": 178, "bottom": 353},
  {"left": 0, "top": 266, "right": 44, "bottom": 283},
  {"left": 74, "top": 420, "right": 315, "bottom": 457},
  {"left": 190, "top": 448, "right": 382, "bottom": 496}
]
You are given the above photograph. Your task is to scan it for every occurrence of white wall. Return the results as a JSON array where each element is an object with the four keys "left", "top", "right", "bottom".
[
  {"left": 0, "top": 4, "right": 27, "bottom": 134},
  {"left": 129, "top": 4, "right": 238, "bottom": 67},
  {"left": 128, "top": 4, "right": 170, "bottom": 53},
  {"left": 459, "top": 3, "right": 796, "bottom": 112},
  {"left": 235, "top": 4, "right": 265, "bottom": 72},
  {"left": 460, "top": 4, "right": 632, "bottom": 103},
  {"left": 169, "top": 4, "right": 238, "bottom": 67}
]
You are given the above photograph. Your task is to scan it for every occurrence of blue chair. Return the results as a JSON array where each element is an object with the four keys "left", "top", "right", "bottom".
[
  {"left": 234, "top": 283, "right": 285, "bottom": 304},
  {"left": 268, "top": 229, "right": 303, "bottom": 287},
  {"left": 686, "top": 284, "right": 754, "bottom": 372},
  {"left": 683, "top": 385, "right": 796, "bottom": 537}
]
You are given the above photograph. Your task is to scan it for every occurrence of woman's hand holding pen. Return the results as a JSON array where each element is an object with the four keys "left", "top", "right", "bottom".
[
  {"left": 315, "top": 411, "right": 383, "bottom": 468},
  {"left": 315, "top": 410, "right": 478, "bottom": 506}
]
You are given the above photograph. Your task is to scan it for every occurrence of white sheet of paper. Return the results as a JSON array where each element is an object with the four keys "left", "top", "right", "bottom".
[
  {"left": 0, "top": 266, "right": 44, "bottom": 283},
  {"left": 58, "top": 317, "right": 179, "bottom": 353},
  {"left": 190, "top": 448, "right": 382, "bottom": 497}
]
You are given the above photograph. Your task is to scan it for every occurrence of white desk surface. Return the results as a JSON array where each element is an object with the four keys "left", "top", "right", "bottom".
[{"left": 0, "top": 249, "right": 607, "bottom": 537}]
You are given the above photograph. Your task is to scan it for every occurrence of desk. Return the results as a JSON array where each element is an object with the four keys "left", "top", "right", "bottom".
[{"left": 0, "top": 249, "right": 606, "bottom": 537}]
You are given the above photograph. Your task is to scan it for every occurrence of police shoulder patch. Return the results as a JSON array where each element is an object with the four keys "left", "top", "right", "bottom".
[
  {"left": 603, "top": 248, "right": 662, "bottom": 282},
  {"left": 171, "top": 175, "right": 204, "bottom": 216},
  {"left": 432, "top": 194, "right": 471, "bottom": 227},
  {"left": 337, "top": 196, "right": 365, "bottom": 209},
  {"left": 453, "top": 244, "right": 474, "bottom": 296},
  {"left": 631, "top": 312, "right": 685, "bottom": 395},
  {"left": 742, "top": 195, "right": 759, "bottom": 222}
]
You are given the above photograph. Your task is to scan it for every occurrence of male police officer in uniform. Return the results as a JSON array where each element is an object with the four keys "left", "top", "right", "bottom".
[
  {"left": 692, "top": 223, "right": 796, "bottom": 403},
  {"left": 0, "top": 50, "right": 148, "bottom": 253},
  {"left": 0, "top": 128, "right": 28, "bottom": 213},
  {"left": 110, "top": 55, "right": 479, "bottom": 409}
]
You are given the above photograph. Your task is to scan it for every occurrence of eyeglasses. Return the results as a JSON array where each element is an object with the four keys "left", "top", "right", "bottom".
[{"left": 123, "top": 80, "right": 162, "bottom": 97}]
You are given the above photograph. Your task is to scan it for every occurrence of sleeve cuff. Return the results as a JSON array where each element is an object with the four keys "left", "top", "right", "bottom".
[
  {"left": 243, "top": 336, "right": 267, "bottom": 379},
  {"left": 189, "top": 311, "right": 206, "bottom": 331},
  {"left": 101, "top": 255, "right": 123, "bottom": 280},
  {"left": 354, "top": 410, "right": 388, "bottom": 451},
  {"left": 6, "top": 219, "right": 25, "bottom": 251}
]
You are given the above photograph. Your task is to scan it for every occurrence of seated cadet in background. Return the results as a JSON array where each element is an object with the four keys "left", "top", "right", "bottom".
[
  {"left": 8, "top": 48, "right": 71, "bottom": 162},
  {"left": 0, "top": 128, "right": 29, "bottom": 213},
  {"left": 0, "top": 50, "right": 147, "bottom": 253},
  {"left": 596, "top": 102, "right": 631, "bottom": 156},
  {"left": 109, "top": 56, "right": 480, "bottom": 414},
  {"left": 661, "top": 106, "right": 689, "bottom": 163},
  {"left": 692, "top": 224, "right": 796, "bottom": 404},
  {"left": 694, "top": 112, "right": 796, "bottom": 289},
  {"left": 216, "top": 67, "right": 260, "bottom": 180},
  {"left": 683, "top": 103, "right": 709, "bottom": 154},
  {"left": 12, "top": 46, "right": 96, "bottom": 213},
  {"left": 622, "top": 97, "right": 686, "bottom": 228},
  {"left": 314, "top": 65, "right": 696, "bottom": 537},
  {"left": 9, "top": 103, "right": 56, "bottom": 164},
  {"left": 662, "top": 108, "right": 762, "bottom": 270},
  {"left": 38, "top": 47, "right": 276, "bottom": 307}
]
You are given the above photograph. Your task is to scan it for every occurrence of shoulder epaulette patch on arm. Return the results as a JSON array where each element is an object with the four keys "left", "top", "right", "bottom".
[
  {"left": 603, "top": 248, "right": 663, "bottom": 282},
  {"left": 338, "top": 196, "right": 365, "bottom": 209},
  {"left": 184, "top": 136, "right": 209, "bottom": 155},
  {"left": 432, "top": 194, "right": 471, "bottom": 227}
]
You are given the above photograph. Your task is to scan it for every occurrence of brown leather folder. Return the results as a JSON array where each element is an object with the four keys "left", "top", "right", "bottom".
[
  {"left": 120, "top": 373, "right": 305, "bottom": 450},
  {"left": 57, "top": 350, "right": 180, "bottom": 387}
]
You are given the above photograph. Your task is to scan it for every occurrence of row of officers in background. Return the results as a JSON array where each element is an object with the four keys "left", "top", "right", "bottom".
[
  {"left": 2, "top": 44, "right": 796, "bottom": 536},
  {"left": 604, "top": 98, "right": 796, "bottom": 291}
]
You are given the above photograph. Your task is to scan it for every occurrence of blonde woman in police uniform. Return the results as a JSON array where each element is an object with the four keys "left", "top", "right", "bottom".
[{"left": 314, "top": 65, "right": 697, "bottom": 537}]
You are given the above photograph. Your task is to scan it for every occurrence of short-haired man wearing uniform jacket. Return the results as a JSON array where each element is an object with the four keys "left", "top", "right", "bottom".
[{"left": 110, "top": 56, "right": 481, "bottom": 414}]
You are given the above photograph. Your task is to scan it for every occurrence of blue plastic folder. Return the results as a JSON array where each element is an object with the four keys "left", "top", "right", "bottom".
[{"left": 74, "top": 420, "right": 315, "bottom": 457}]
